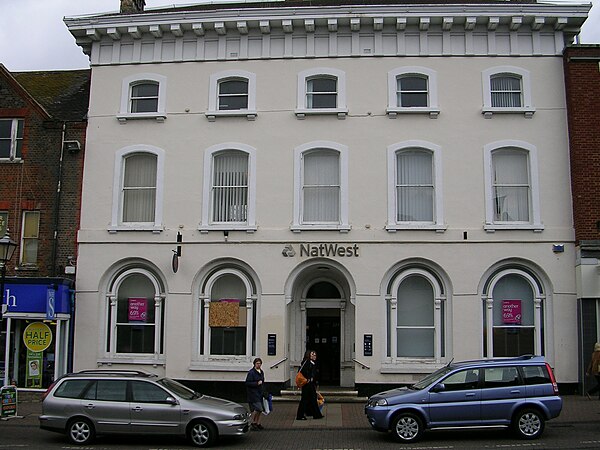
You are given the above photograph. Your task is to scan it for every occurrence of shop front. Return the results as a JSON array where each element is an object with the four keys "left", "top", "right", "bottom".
[{"left": 1, "top": 278, "right": 73, "bottom": 389}]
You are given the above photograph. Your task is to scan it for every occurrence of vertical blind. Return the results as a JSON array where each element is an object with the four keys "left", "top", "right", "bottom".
[
  {"left": 303, "top": 150, "right": 340, "bottom": 222},
  {"left": 396, "top": 275, "right": 435, "bottom": 357},
  {"left": 212, "top": 151, "right": 249, "bottom": 223},
  {"left": 492, "top": 149, "right": 529, "bottom": 222},
  {"left": 490, "top": 75, "right": 522, "bottom": 107},
  {"left": 122, "top": 153, "right": 157, "bottom": 223},
  {"left": 396, "top": 150, "right": 434, "bottom": 222}
]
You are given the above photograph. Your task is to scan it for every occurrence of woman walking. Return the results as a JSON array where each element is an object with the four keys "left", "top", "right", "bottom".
[
  {"left": 296, "top": 350, "right": 324, "bottom": 420},
  {"left": 245, "top": 357, "right": 266, "bottom": 429}
]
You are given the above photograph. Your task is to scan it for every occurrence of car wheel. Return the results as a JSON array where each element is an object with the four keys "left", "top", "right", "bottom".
[
  {"left": 67, "top": 417, "right": 95, "bottom": 445},
  {"left": 188, "top": 419, "right": 217, "bottom": 447},
  {"left": 391, "top": 412, "right": 424, "bottom": 443},
  {"left": 513, "top": 408, "right": 545, "bottom": 439}
]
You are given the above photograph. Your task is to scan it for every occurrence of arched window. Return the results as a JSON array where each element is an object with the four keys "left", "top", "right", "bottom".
[
  {"left": 207, "top": 70, "right": 257, "bottom": 120},
  {"left": 296, "top": 68, "right": 347, "bottom": 118},
  {"left": 197, "top": 267, "right": 257, "bottom": 359},
  {"left": 387, "top": 67, "right": 439, "bottom": 118},
  {"left": 482, "top": 66, "right": 534, "bottom": 118},
  {"left": 386, "top": 267, "right": 446, "bottom": 362},
  {"left": 105, "top": 267, "right": 165, "bottom": 360},
  {"left": 200, "top": 143, "right": 257, "bottom": 232},
  {"left": 293, "top": 141, "right": 349, "bottom": 232},
  {"left": 118, "top": 73, "right": 167, "bottom": 122},
  {"left": 483, "top": 141, "right": 542, "bottom": 231},
  {"left": 386, "top": 141, "right": 445, "bottom": 232},
  {"left": 483, "top": 268, "right": 545, "bottom": 357}
]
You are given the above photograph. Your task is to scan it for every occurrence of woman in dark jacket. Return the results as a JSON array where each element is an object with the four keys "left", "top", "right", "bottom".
[
  {"left": 245, "top": 358, "right": 265, "bottom": 430},
  {"left": 295, "top": 350, "right": 324, "bottom": 420}
]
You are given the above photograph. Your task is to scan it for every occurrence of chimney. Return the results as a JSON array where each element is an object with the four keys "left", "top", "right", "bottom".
[{"left": 120, "top": 0, "right": 145, "bottom": 13}]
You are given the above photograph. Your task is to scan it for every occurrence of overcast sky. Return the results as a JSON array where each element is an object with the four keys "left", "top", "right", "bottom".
[{"left": 0, "top": 0, "right": 598, "bottom": 71}]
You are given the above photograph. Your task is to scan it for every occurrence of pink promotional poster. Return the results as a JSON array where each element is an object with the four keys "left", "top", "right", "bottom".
[
  {"left": 128, "top": 298, "right": 147, "bottom": 322},
  {"left": 502, "top": 300, "right": 522, "bottom": 324}
]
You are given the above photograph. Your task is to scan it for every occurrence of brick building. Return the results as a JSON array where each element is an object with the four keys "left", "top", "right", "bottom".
[
  {"left": 563, "top": 45, "right": 600, "bottom": 394},
  {"left": 0, "top": 64, "right": 90, "bottom": 388}
]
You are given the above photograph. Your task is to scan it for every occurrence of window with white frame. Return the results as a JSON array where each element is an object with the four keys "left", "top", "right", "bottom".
[
  {"left": 296, "top": 68, "right": 347, "bottom": 118},
  {"left": 110, "top": 145, "right": 164, "bottom": 233},
  {"left": 483, "top": 141, "right": 542, "bottom": 232},
  {"left": 197, "top": 267, "right": 256, "bottom": 359},
  {"left": 200, "top": 143, "right": 256, "bottom": 232},
  {"left": 387, "top": 67, "right": 439, "bottom": 118},
  {"left": 387, "top": 141, "right": 445, "bottom": 232},
  {"left": 0, "top": 118, "right": 24, "bottom": 160},
  {"left": 20, "top": 211, "right": 40, "bottom": 266},
  {"left": 105, "top": 268, "right": 165, "bottom": 360},
  {"left": 482, "top": 66, "right": 534, "bottom": 118},
  {"left": 483, "top": 268, "right": 545, "bottom": 358},
  {"left": 118, "top": 73, "right": 167, "bottom": 122},
  {"left": 386, "top": 267, "right": 446, "bottom": 362},
  {"left": 207, "top": 70, "right": 257, "bottom": 121},
  {"left": 292, "top": 141, "right": 349, "bottom": 232}
]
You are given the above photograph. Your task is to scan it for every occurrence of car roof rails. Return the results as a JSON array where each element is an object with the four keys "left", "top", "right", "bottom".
[{"left": 75, "top": 369, "right": 157, "bottom": 377}]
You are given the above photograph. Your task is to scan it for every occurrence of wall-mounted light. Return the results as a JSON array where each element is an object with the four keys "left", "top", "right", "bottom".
[
  {"left": 223, "top": 230, "right": 229, "bottom": 241},
  {"left": 63, "top": 140, "right": 81, "bottom": 154}
]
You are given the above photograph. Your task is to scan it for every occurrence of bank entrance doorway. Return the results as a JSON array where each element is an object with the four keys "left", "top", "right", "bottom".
[{"left": 306, "top": 309, "right": 340, "bottom": 386}]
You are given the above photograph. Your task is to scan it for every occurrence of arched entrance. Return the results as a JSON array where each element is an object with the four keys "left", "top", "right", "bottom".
[{"left": 286, "top": 260, "right": 355, "bottom": 387}]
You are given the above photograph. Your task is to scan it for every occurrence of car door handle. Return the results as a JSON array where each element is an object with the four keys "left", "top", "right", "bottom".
[
  {"left": 465, "top": 393, "right": 476, "bottom": 397},
  {"left": 84, "top": 403, "right": 95, "bottom": 409},
  {"left": 510, "top": 390, "right": 521, "bottom": 394},
  {"left": 132, "top": 406, "right": 143, "bottom": 412}
]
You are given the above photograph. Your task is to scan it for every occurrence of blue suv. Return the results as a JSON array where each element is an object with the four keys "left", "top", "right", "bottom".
[{"left": 365, "top": 356, "right": 561, "bottom": 443}]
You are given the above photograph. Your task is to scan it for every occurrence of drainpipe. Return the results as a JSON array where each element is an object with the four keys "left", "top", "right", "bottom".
[{"left": 51, "top": 122, "right": 67, "bottom": 277}]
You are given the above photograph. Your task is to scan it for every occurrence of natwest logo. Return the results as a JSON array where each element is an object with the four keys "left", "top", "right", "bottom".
[{"left": 282, "top": 243, "right": 360, "bottom": 258}]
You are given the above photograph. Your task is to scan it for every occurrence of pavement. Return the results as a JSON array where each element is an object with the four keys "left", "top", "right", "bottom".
[{"left": 5, "top": 393, "right": 600, "bottom": 429}]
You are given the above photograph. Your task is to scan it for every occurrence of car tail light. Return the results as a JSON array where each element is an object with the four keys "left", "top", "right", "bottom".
[
  {"left": 41, "top": 381, "right": 56, "bottom": 402},
  {"left": 545, "top": 363, "right": 559, "bottom": 394}
]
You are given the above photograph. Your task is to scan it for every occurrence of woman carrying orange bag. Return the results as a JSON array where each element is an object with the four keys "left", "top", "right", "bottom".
[{"left": 295, "top": 350, "right": 324, "bottom": 420}]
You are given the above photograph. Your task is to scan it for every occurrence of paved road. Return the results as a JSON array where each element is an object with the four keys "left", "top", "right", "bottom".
[{"left": 1, "top": 395, "right": 598, "bottom": 449}]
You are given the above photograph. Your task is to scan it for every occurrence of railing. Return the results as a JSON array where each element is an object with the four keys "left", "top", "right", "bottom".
[
  {"left": 352, "top": 358, "right": 371, "bottom": 370},
  {"left": 270, "top": 357, "right": 288, "bottom": 369}
]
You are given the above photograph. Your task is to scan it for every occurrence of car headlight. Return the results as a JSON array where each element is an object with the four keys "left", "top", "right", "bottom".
[
  {"left": 374, "top": 398, "right": 388, "bottom": 406},
  {"left": 233, "top": 414, "right": 246, "bottom": 420}
]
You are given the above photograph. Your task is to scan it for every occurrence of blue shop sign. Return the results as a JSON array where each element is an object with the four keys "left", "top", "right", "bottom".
[{"left": 2, "top": 279, "right": 72, "bottom": 315}]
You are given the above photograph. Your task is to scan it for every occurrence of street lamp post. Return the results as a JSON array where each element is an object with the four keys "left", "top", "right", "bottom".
[{"left": 0, "top": 232, "right": 18, "bottom": 322}]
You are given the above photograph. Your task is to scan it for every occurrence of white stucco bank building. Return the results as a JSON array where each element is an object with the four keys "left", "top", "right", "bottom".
[{"left": 66, "top": 0, "right": 590, "bottom": 393}]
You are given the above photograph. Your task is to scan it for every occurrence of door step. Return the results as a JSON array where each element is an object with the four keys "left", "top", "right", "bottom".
[{"left": 276, "top": 387, "right": 368, "bottom": 403}]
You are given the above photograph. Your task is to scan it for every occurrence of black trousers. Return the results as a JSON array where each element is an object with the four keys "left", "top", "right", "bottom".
[{"left": 588, "top": 375, "right": 600, "bottom": 398}]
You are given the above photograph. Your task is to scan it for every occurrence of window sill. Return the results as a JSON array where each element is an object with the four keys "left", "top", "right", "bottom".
[
  {"left": 198, "top": 224, "right": 257, "bottom": 234},
  {"left": 387, "top": 107, "right": 440, "bottom": 119},
  {"left": 484, "top": 223, "right": 544, "bottom": 233},
  {"left": 482, "top": 107, "right": 535, "bottom": 119},
  {"left": 386, "top": 223, "right": 447, "bottom": 233},
  {"left": 291, "top": 224, "right": 351, "bottom": 233},
  {"left": 381, "top": 360, "right": 444, "bottom": 374},
  {"left": 295, "top": 108, "right": 348, "bottom": 120},
  {"left": 205, "top": 110, "right": 257, "bottom": 122},
  {"left": 15, "top": 265, "right": 39, "bottom": 272},
  {"left": 190, "top": 358, "right": 252, "bottom": 372},
  {"left": 117, "top": 113, "right": 167, "bottom": 123},
  {"left": 108, "top": 224, "right": 164, "bottom": 234},
  {"left": 97, "top": 357, "right": 165, "bottom": 366},
  {"left": 0, "top": 158, "right": 24, "bottom": 164}
]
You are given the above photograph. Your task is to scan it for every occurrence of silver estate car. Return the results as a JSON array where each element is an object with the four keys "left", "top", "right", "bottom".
[{"left": 39, "top": 370, "right": 250, "bottom": 447}]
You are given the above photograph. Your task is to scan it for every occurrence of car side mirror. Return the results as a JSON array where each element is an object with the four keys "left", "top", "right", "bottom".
[
  {"left": 165, "top": 396, "right": 179, "bottom": 405},
  {"left": 431, "top": 383, "right": 445, "bottom": 393}
]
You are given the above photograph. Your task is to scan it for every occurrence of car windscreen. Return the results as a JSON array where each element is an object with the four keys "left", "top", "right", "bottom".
[
  {"left": 412, "top": 366, "right": 453, "bottom": 390},
  {"left": 157, "top": 377, "right": 199, "bottom": 400}
]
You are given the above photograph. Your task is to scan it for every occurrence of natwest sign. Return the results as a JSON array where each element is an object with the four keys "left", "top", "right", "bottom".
[{"left": 282, "top": 243, "right": 360, "bottom": 258}]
